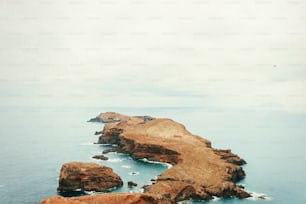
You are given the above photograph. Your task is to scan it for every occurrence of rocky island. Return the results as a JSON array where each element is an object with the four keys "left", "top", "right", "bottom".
[
  {"left": 57, "top": 162, "right": 122, "bottom": 192},
  {"left": 41, "top": 112, "right": 250, "bottom": 204}
]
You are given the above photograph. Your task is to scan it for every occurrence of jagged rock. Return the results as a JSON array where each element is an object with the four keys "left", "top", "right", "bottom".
[
  {"left": 43, "top": 112, "right": 251, "bottom": 204},
  {"left": 128, "top": 181, "right": 138, "bottom": 187},
  {"left": 88, "top": 112, "right": 155, "bottom": 124},
  {"left": 94, "top": 131, "right": 102, "bottom": 135},
  {"left": 258, "top": 195, "right": 267, "bottom": 200},
  {"left": 41, "top": 194, "right": 169, "bottom": 204},
  {"left": 102, "top": 148, "right": 117, "bottom": 154},
  {"left": 92, "top": 155, "right": 108, "bottom": 160},
  {"left": 87, "top": 112, "right": 130, "bottom": 123},
  {"left": 213, "top": 149, "right": 247, "bottom": 165},
  {"left": 57, "top": 162, "right": 123, "bottom": 192},
  {"left": 95, "top": 113, "right": 251, "bottom": 201}
]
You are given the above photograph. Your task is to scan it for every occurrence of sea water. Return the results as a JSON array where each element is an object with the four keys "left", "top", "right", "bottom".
[{"left": 0, "top": 106, "right": 305, "bottom": 204}]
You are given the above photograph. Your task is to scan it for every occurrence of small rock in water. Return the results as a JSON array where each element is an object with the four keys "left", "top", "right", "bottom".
[
  {"left": 128, "top": 181, "right": 137, "bottom": 187},
  {"left": 103, "top": 148, "right": 117, "bottom": 154},
  {"left": 92, "top": 155, "right": 108, "bottom": 160},
  {"left": 94, "top": 131, "right": 102, "bottom": 135},
  {"left": 129, "top": 172, "right": 139, "bottom": 175},
  {"left": 258, "top": 195, "right": 266, "bottom": 200}
]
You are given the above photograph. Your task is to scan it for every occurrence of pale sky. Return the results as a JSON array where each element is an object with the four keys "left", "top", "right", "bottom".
[{"left": 0, "top": 0, "right": 305, "bottom": 113}]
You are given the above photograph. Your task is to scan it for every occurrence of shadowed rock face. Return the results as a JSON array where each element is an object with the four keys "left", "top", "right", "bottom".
[
  {"left": 57, "top": 162, "right": 123, "bottom": 192},
  {"left": 97, "top": 113, "right": 251, "bottom": 202},
  {"left": 42, "top": 112, "right": 250, "bottom": 204},
  {"left": 41, "top": 194, "right": 168, "bottom": 204}
]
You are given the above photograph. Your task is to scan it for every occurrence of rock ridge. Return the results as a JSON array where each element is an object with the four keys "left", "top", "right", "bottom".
[
  {"left": 41, "top": 112, "right": 251, "bottom": 204},
  {"left": 97, "top": 113, "right": 250, "bottom": 202},
  {"left": 57, "top": 162, "right": 123, "bottom": 192}
]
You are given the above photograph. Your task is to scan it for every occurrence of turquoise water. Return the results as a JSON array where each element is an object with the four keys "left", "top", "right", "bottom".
[
  {"left": 1, "top": 1, "right": 305, "bottom": 203},
  {"left": 0, "top": 106, "right": 305, "bottom": 204}
]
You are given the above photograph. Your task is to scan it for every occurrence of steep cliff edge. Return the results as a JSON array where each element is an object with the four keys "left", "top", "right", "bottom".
[
  {"left": 41, "top": 112, "right": 250, "bottom": 204},
  {"left": 57, "top": 162, "right": 123, "bottom": 192},
  {"left": 97, "top": 113, "right": 250, "bottom": 202}
]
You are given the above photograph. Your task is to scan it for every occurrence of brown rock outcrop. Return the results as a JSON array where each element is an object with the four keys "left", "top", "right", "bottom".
[
  {"left": 98, "top": 113, "right": 250, "bottom": 202},
  {"left": 88, "top": 112, "right": 155, "bottom": 124},
  {"left": 88, "top": 112, "right": 131, "bottom": 123},
  {"left": 92, "top": 155, "right": 108, "bottom": 160},
  {"left": 57, "top": 162, "right": 123, "bottom": 192},
  {"left": 41, "top": 193, "right": 169, "bottom": 204},
  {"left": 42, "top": 112, "right": 251, "bottom": 204},
  {"left": 127, "top": 181, "right": 138, "bottom": 187}
]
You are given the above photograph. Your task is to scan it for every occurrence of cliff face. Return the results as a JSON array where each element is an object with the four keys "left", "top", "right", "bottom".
[
  {"left": 97, "top": 114, "right": 250, "bottom": 202},
  {"left": 57, "top": 162, "right": 123, "bottom": 192},
  {"left": 42, "top": 112, "right": 250, "bottom": 204},
  {"left": 41, "top": 194, "right": 170, "bottom": 204}
]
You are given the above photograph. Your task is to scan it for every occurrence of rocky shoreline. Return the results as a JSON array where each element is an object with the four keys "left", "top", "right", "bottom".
[{"left": 41, "top": 112, "right": 251, "bottom": 204}]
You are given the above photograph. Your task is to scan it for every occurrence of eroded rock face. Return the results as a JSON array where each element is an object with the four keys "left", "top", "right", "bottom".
[
  {"left": 127, "top": 181, "right": 138, "bottom": 187},
  {"left": 43, "top": 112, "right": 251, "bottom": 204},
  {"left": 41, "top": 194, "right": 170, "bottom": 204},
  {"left": 98, "top": 113, "right": 251, "bottom": 202},
  {"left": 88, "top": 112, "right": 155, "bottom": 124},
  {"left": 57, "top": 162, "right": 123, "bottom": 192}
]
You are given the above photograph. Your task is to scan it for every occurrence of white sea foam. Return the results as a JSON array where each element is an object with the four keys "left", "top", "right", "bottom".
[
  {"left": 177, "top": 200, "right": 192, "bottom": 204},
  {"left": 129, "top": 189, "right": 143, "bottom": 193},
  {"left": 84, "top": 186, "right": 118, "bottom": 194},
  {"left": 98, "top": 144, "right": 112, "bottom": 146},
  {"left": 121, "top": 165, "right": 131, "bottom": 169},
  {"left": 79, "top": 142, "right": 94, "bottom": 146},
  {"left": 106, "top": 152, "right": 126, "bottom": 156},
  {"left": 248, "top": 191, "right": 272, "bottom": 201},
  {"left": 129, "top": 171, "right": 140, "bottom": 175},
  {"left": 84, "top": 191, "right": 95, "bottom": 195},
  {"left": 140, "top": 158, "right": 173, "bottom": 169},
  {"left": 106, "top": 186, "right": 119, "bottom": 192},
  {"left": 212, "top": 196, "right": 221, "bottom": 201},
  {"left": 107, "top": 158, "right": 123, "bottom": 163}
]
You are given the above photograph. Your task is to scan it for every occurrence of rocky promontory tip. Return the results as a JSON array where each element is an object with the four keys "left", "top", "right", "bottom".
[
  {"left": 42, "top": 112, "right": 251, "bottom": 204},
  {"left": 88, "top": 112, "right": 155, "bottom": 123},
  {"left": 57, "top": 162, "right": 123, "bottom": 192}
]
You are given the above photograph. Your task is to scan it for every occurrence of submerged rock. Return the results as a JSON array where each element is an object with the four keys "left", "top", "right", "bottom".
[
  {"left": 92, "top": 155, "right": 108, "bottom": 160},
  {"left": 57, "top": 162, "right": 123, "bottom": 192},
  {"left": 128, "top": 181, "right": 138, "bottom": 187},
  {"left": 94, "top": 131, "right": 102, "bottom": 135}
]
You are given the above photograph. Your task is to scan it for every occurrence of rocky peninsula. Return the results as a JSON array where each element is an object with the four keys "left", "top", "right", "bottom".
[{"left": 41, "top": 112, "right": 250, "bottom": 204}]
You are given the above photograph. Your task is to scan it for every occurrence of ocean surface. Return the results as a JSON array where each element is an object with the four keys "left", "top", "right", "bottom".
[
  {"left": 1, "top": 0, "right": 305, "bottom": 203},
  {"left": 0, "top": 106, "right": 305, "bottom": 204}
]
